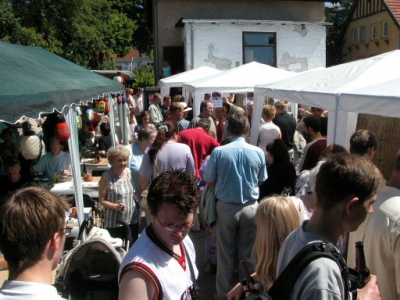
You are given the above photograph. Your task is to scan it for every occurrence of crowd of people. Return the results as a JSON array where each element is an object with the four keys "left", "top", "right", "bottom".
[{"left": 0, "top": 88, "right": 398, "bottom": 300}]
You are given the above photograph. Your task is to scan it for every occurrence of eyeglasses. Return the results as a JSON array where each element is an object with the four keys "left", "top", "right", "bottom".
[
  {"left": 155, "top": 215, "right": 194, "bottom": 232},
  {"left": 61, "top": 227, "right": 73, "bottom": 236}
]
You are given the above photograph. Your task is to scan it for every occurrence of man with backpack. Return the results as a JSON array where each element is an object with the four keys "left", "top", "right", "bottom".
[{"left": 277, "top": 153, "right": 382, "bottom": 299}]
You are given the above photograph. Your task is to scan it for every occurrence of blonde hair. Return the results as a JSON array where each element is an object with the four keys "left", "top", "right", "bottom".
[
  {"left": 253, "top": 196, "right": 301, "bottom": 288},
  {"left": 107, "top": 145, "right": 130, "bottom": 165},
  {"left": 262, "top": 105, "right": 276, "bottom": 120},
  {"left": 274, "top": 100, "right": 288, "bottom": 112}
]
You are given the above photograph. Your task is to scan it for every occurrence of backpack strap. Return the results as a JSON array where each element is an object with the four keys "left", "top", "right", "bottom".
[{"left": 269, "top": 242, "right": 350, "bottom": 300}]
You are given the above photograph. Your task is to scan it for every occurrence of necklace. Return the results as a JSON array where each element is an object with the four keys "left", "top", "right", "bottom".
[{"left": 111, "top": 170, "right": 124, "bottom": 180}]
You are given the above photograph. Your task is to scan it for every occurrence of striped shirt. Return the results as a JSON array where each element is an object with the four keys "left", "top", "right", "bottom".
[{"left": 103, "top": 169, "right": 136, "bottom": 228}]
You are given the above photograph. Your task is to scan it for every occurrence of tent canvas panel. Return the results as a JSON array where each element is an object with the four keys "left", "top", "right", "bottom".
[
  {"left": 251, "top": 50, "right": 400, "bottom": 148},
  {"left": 0, "top": 42, "right": 123, "bottom": 123},
  {"left": 340, "top": 79, "right": 400, "bottom": 118},
  {"left": 0, "top": 42, "right": 123, "bottom": 238},
  {"left": 183, "top": 62, "right": 295, "bottom": 116},
  {"left": 158, "top": 66, "right": 222, "bottom": 96}
]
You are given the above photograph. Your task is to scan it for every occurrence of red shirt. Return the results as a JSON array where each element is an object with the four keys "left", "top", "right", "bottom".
[{"left": 179, "top": 128, "right": 220, "bottom": 178}]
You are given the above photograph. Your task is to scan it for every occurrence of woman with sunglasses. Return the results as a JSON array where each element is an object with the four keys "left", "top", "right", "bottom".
[{"left": 119, "top": 170, "right": 200, "bottom": 300}]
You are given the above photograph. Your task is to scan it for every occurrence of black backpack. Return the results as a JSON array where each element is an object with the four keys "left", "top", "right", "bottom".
[{"left": 245, "top": 242, "right": 363, "bottom": 300}]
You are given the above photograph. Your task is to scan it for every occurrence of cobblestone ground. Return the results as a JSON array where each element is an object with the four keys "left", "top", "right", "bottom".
[{"left": 189, "top": 230, "right": 217, "bottom": 300}]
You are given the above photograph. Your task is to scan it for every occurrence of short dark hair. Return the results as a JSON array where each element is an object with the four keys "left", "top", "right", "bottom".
[
  {"left": 139, "top": 110, "right": 151, "bottom": 122},
  {"left": 100, "top": 122, "right": 111, "bottom": 136},
  {"left": 222, "top": 102, "right": 232, "bottom": 114},
  {"left": 3, "top": 156, "right": 20, "bottom": 169},
  {"left": 320, "top": 144, "right": 348, "bottom": 160},
  {"left": 316, "top": 153, "right": 382, "bottom": 210},
  {"left": 227, "top": 113, "right": 249, "bottom": 136},
  {"left": 169, "top": 102, "right": 183, "bottom": 114},
  {"left": 148, "top": 121, "right": 179, "bottom": 164},
  {"left": 349, "top": 129, "right": 378, "bottom": 155},
  {"left": 200, "top": 100, "right": 212, "bottom": 113},
  {"left": 303, "top": 115, "right": 322, "bottom": 133},
  {"left": 147, "top": 170, "right": 200, "bottom": 216},
  {"left": 153, "top": 93, "right": 162, "bottom": 101},
  {"left": 0, "top": 187, "right": 69, "bottom": 274}
]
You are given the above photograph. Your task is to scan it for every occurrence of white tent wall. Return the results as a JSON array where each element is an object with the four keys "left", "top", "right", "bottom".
[
  {"left": 108, "top": 95, "right": 118, "bottom": 147},
  {"left": 327, "top": 110, "right": 358, "bottom": 149},
  {"left": 64, "top": 105, "right": 87, "bottom": 240},
  {"left": 250, "top": 89, "right": 338, "bottom": 145},
  {"left": 120, "top": 100, "right": 130, "bottom": 145},
  {"left": 340, "top": 79, "right": 400, "bottom": 117},
  {"left": 183, "top": 62, "right": 296, "bottom": 117},
  {"left": 251, "top": 50, "right": 400, "bottom": 149},
  {"left": 158, "top": 66, "right": 223, "bottom": 97},
  {"left": 251, "top": 92, "right": 357, "bottom": 149}
]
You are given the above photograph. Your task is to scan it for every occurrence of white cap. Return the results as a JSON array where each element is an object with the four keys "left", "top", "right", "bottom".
[{"left": 181, "top": 102, "right": 192, "bottom": 112}]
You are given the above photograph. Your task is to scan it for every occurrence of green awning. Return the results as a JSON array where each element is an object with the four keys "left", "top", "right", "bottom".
[{"left": 0, "top": 41, "right": 124, "bottom": 122}]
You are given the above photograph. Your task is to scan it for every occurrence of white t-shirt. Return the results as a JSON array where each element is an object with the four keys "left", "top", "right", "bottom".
[
  {"left": 257, "top": 121, "right": 281, "bottom": 155},
  {"left": 0, "top": 281, "right": 65, "bottom": 300}
]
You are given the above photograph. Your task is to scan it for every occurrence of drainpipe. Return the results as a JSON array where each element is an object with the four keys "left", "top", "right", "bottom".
[
  {"left": 153, "top": 0, "right": 159, "bottom": 83},
  {"left": 191, "top": 23, "right": 194, "bottom": 69}
]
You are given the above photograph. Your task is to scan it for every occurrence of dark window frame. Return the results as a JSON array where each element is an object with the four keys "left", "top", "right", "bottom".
[{"left": 242, "top": 32, "right": 277, "bottom": 67}]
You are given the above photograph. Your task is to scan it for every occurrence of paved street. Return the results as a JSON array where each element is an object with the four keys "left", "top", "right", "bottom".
[{"left": 189, "top": 230, "right": 217, "bottom": 299}]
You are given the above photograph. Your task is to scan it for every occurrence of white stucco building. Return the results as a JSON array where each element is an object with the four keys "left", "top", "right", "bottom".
[{"left": 181, "top": 19, "right": 328, "bottom": 72}]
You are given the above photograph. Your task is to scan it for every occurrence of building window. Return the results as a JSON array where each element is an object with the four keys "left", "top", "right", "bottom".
[
  {"left": 243, "top": 32, "right": 276, "bottom": 66},
  {"left": 360, "top": 26, "right": 367, "bottom": 42},
  {"left": 371, "top": 24, "right": 377, "bottom": 40},
  {"left": 352, "top": 28, "right": 359, "bottom": 43},
  {"left": 382, "top": 21, "right": 388, "bottom": 38}
]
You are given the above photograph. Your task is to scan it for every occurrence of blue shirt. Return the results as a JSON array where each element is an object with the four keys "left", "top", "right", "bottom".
[
  {"left": 204, "top": 137, "right": 267, "bottom": 204},
  {"left": 129, "top": 142, "right": 144, "bottom": 194}
]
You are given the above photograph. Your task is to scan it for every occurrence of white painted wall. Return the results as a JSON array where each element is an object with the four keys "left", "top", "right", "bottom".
[{"left": 182, "top": 22, "right": 326, "bottom": 72}]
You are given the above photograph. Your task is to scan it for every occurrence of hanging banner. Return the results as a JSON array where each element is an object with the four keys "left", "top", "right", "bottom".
[{"left": 212, "top": 91, "right": 222, "bottom": 108}]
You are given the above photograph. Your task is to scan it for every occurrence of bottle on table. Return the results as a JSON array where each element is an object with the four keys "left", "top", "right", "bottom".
[{"left": 83, "top": 162, "right": 88, "bottom": 180}]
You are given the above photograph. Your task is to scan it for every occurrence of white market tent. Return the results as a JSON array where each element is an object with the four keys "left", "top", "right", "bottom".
[
  {"left": 158, "top": 66, "right": 222, "bottom": 97},
  {"left": 251, "top": 50, "right": 400, "bottom": 148},
  {"left": 182, "top": 62, "right": 296, "bottom": 117},
  {"left": 340, "top": 78, "right": 400, "bottom": 116}
]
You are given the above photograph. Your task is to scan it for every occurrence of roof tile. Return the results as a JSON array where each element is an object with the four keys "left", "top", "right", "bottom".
[{"left": 385, "top": 0, "right": 400, "bottom": 23}]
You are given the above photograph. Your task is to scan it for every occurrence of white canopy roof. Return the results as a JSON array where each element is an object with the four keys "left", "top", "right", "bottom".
[
  {"left": 251, "top": 50, "right": 400, "bottom": 148},
  {"left": 182, "top": 62, "right": 296, "bottom": 116},
  {"left": 158, "top": 66, "right": 222, "bottom": 97},
  {"left": 340, "top": 78, "right": 400, "bottom": 117}
]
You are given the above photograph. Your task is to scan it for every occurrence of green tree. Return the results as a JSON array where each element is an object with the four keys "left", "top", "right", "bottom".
[
  {"left": 134, "top": 66, "right": 155, "bottom": 88},
  {"left": 326, "top": 0, "right": 354, "bottom": 67},
  {"left": 109, "top": 0, "right": 153, "bottom": 55},
  {"left": 131, "top": 0, "right": 153, "bottom": 55},
  {"left": 1, "top": 0, "right": 139, "bottom": 69}
]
